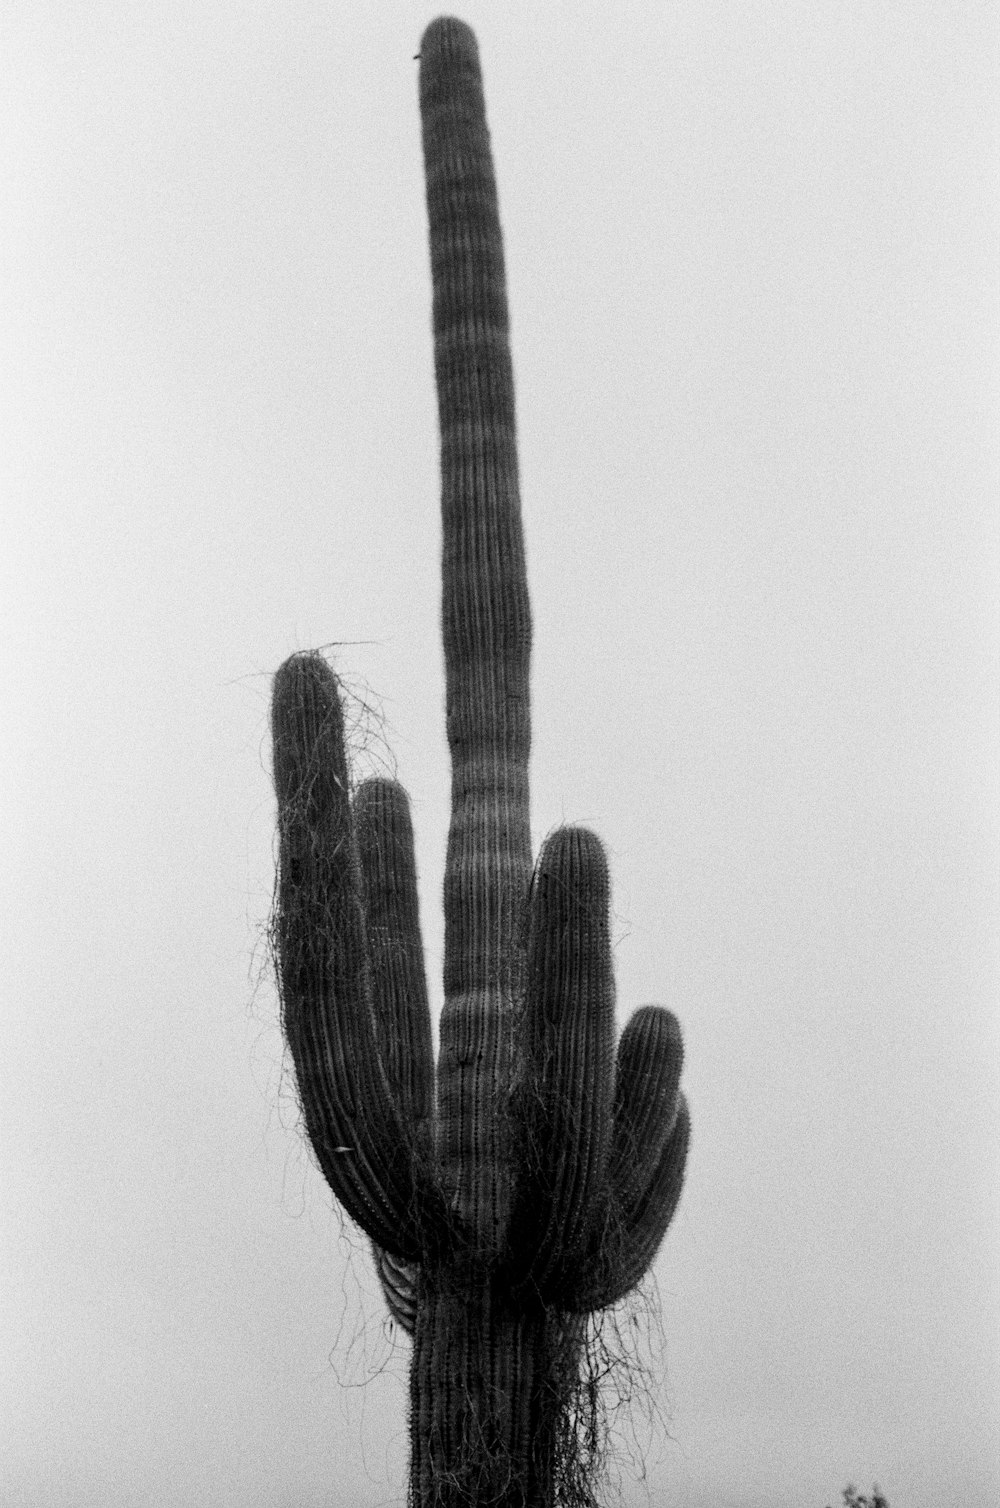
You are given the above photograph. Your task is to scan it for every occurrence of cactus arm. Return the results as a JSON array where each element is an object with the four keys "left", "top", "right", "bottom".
[
  {"left": 571, "top": 1094, "right": 690, "bottom": 1312},
  {"left": 610, "top": 1005, "right": 685, "bottom": 1202},
  {"left": 598, "top": 1091, "right": 690, "bottom": 1306},
  {"left": 271, "top": 653, "right": 442, "bottom": 1260},
  {"left": 511, "top": 825, "right": 616, "bottom": 1299},
  {"left": 561, "top": 1007, "right": 689, "bottom": 1312},
  {"left": 352, "top": 781, "right": 430, "bottom": 1334},
  {"left": 353, "top": 777, "right": 435, "bottom": 1163},
  {"left": 420, "top": 17, "right": 533, "bottom": 1251}
]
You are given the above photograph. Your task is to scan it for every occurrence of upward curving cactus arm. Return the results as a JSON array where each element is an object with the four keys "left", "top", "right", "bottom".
[
  {"left": 271, "top": 654, "right": 448, "bottom": 1262},
  {"left": 353, "top": 776, "right": 435, "bottom": 1161},
  {"left": 565, "top": 1009, "right": 690, "bottom": 1313},
  {"left": 510, "top": 826, "right": 617, "bottom": 1300}
]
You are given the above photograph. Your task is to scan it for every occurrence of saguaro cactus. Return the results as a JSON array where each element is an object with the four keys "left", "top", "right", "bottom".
[{"left": 270, "top": 17, "right": 689, "bottom": 1507}]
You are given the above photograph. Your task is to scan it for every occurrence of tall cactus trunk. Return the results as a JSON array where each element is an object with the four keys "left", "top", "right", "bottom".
[
  {"left": 269, "top": 16, "right": 690, "bottom": 1508},
  {"left": 410, "top": 1266, "right": 582, "bottom": 1508},
  {"left": 415, "top": 26, "right": 553, "bottom": 1500},
  {"left": 423, "top": 16, "right": 533, "bottom": 1258}
]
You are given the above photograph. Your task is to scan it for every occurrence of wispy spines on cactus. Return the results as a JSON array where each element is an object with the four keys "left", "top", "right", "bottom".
[
  {"left": 564, "top": 1007, "right": 690, "bottom": 1313},
  {"left": 270, "top": 15, "right": 689, "bottom": 1505},
  {"left": 270, "top": 652, "right": 444, "bottom": 1263}
]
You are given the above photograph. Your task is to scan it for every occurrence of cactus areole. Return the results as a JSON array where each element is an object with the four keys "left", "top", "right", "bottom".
[{"left": 270, "top": 17, "right": 689, "bottom": 1507}]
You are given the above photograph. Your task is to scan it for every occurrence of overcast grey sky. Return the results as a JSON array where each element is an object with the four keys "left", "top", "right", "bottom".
[{"left": 2, "top": 3, "right": 998, "bottom": 1505}]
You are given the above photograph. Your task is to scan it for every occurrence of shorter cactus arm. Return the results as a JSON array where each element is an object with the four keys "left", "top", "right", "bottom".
[
  {"left": 271, "top": 653, "right": 435, "bottom": 1260},
  {"left": 561, "top": 1005, "right": 689, "bottom": 1312},
  {"left": 513, "top": 826, "right": 616, "bottom": 1298},
  {"left": 604, "top": 1091, "right": 689, "bottom": 1303},
  {"left": 611, "top": 1005, "right": 685, "bottom": 1199},
  {"left": 353, "top": 777, "right": 435, "bottom": 1161}
]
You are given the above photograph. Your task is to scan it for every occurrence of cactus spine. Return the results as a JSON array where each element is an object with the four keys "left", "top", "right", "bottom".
[{"left": 270, "top": 18, "right": 689, "bottom": 1507}]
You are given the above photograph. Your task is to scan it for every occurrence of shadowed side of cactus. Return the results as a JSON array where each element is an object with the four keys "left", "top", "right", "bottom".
[{"left": 269, "top": 17, "right": 689, "bottom": 1507}]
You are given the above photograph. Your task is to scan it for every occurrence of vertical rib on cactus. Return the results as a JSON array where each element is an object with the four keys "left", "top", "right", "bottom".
[{"left": 269, "top": 15, "right": 690, "bottom": 1507}]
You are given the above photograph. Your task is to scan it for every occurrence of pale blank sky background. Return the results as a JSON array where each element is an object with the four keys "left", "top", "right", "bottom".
[{"left": 2, "top": 3, "right": 998, "bottom": 1505}]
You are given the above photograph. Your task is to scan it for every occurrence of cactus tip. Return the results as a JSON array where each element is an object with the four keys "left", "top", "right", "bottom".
[{"left": 419, "top": 15, "right": 479, "bottom": 66}]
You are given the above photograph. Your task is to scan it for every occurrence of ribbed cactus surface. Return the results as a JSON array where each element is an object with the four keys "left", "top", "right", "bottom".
[{"left": 270, "top": 18, "right": 689, "bottom": 1507}]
